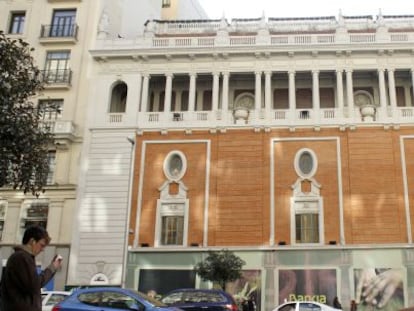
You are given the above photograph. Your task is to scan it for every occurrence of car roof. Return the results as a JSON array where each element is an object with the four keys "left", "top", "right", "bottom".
[
  {"left": 41, "top": 291, "right": 71, "bottom": 295},
  {"left": 167, "top": 288, "right": 227, "bottom": 294},
  {"left": 276, "top": 301, "right": 334, "bottom": 309},
  {"left": 72, "top": 287, "right": 129, "bottom": 293}
]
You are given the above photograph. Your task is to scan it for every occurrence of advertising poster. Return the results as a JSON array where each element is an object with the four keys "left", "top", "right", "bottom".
[
  {"left": 227, "top": 270, "right": 262, "bottom": 311},
  {"left": 354, "top": 268, "right": 404, "bottom": 311},
  {"left": 278, "top": 269, "right": 337, "bottom": 305}
]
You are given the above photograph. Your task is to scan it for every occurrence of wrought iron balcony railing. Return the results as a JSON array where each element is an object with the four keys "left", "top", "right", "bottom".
[
  {"left": 40, "top": 69, "right": 72, "bottom": 85},
  {"left": 40, "top": 24, "right": 78, "bottom": 40}
]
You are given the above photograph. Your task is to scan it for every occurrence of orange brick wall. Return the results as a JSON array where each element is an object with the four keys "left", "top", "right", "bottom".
[{"left": 129, "top": 127, "right": 413, "bottom": 247}]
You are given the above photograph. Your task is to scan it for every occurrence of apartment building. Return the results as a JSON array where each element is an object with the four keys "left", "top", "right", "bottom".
[
  {"left": 0, "top": 0, "right": 208, "bottom": 291},
  {"left": 78, "top": 7, "right": 414, "bottom": 311},
  {"left": 0, "top": 0, "right": 99, "bottom": 289}
]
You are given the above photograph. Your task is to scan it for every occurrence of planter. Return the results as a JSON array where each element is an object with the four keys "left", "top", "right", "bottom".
[
  {"left": 233, "top": 107, "right": 249, "bottom": 122},
  {"left": 360, "top": 104, "right": 376, "bottom": 121}
]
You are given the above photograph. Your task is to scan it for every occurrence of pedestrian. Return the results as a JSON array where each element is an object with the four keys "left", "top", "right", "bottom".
[
  {"left": 333, "top": 296, "right": 342, "bottom": 309},
  {"left": 350, "top": 300, "right": 358, "bottom": 311},
  {"left": 0, "top": 225, "right": 62, "bottom": 311}
]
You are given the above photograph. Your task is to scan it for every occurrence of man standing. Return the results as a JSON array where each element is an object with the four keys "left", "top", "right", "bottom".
[{"left": 0, "top": 225, "right": 63, "bottom": 311}]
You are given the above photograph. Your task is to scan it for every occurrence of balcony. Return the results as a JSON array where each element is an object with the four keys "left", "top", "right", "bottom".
[
  {"left": 40, "top": 69, "right": 72, "bottom": 89},
  {"left": 124, "top": 106, "right": 414, "bottom": 131},
  {"left": 39, "top": 24, "right": 78, "bottom": 44},
  {"left": 40, "top": 120, "right": 77, "bottom": 148},
  {"left": 93, "top": 15, "right": 414, "bottom": 53}
]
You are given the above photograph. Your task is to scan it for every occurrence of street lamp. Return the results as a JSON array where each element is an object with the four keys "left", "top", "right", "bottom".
[{"left": 121, "top": 136, "right": 135, "bottom": 288}]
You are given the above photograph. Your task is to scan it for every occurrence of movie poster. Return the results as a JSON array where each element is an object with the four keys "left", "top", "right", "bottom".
[
  {"left": 354, "top": 268, "right": 404, "bottom": 311},
  {"left": 278, "top": 269, "right": 337, "bottom": 305}
]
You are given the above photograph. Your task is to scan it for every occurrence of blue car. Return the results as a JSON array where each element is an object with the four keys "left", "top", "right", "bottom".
[
  {"left": 52, "top": 287, "right": 183, "bottom": 311},
  {"left": 161, "top": 288, "right": 238, "bottom": 311}
]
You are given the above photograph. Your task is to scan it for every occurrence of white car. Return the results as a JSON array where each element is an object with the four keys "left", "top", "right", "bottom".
[
  {"left": 272, "top": 301, "right": 342, "bottom": 311},
  {"left": 41, "top": 290, "right": 71, "bottom": 311}
]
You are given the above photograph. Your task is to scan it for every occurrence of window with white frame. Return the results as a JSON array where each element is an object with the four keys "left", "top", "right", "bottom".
[
  {"left": 155, "top": 151, "right": 189, "bottom": 247},
  {"left": 9, "top": 11, "right": 25, "bottom": 34},
  {"left": 291, "top": 148, "right": 323, "bottom": 245},
  {"left": 156, "top": 202, "right": 188, "bottom": 246},
  {"left": 21, "top": 201, "right": 49, "bottom": 230},
  {"left": 161, "top": 206, "right": 184, "bottom": 245},
  {"left": 293, "top": 199, "right": 322, "bottom": 244},
  {"left": 38, "top": 99, "right": 63, "bottom": 131},
  {"left": 0, "top": 201, "right": 7, "bottom": 241},
  {"left": 38, "top": 99, "right": 63, "bottom": 121},
  {"left": 44, "top": 51, "right": 70, "bottom": 83},
  {"left": 50, "top": 9, "right": 76, "bottom": 37}
]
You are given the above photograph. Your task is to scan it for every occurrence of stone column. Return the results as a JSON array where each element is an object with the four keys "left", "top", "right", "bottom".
[
  {"left": 288, "top": 71, "right": 296, "bottom": 118},
  {"left": 164, "top": 73, "right": 173, "bottom": 113},
  {"left": 388, "top": 69, "right": 397, "bottom": 116},
  {"left": 411, "top": 69, "right": 414, "bottom": 106},
  {"left": 212, "top": 72, "right": 220, "bottom": 112},
  {"left": 346, "top": 69, "right": 354, "bottom": 119},
  {"left": 336, "top": 70, "right": 344, "bottom": 117},
  {"left": 140, "top": 74, "right": 150, "bottom": 112},
  {"left": 255, "top": 71, "right": 262, "bottom": 111},
  {"left": 221, "top": 72, "right": 230, "bottom": 113},
  {"left": 312, "top": 70, "right": 320, "bottom": 121},
  {"left": 265, "top": 71, "right": 272, "bottom": 115},
  {"left": 134, "top": 74, "right": 143, "bottom": 113},
  {"left": 188, "top": 73, "right": 197, "bottom": 112},
  {"left": 378, "top": 68, "right": 387, "bottom": 118}
]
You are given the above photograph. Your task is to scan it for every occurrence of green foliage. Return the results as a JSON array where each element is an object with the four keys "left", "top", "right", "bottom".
[
  {"left": 0, "top": 30, "right": 53, "bottom": 195},
  {"left": 194, "top": 249, "right": 246, "bottom": 291}
]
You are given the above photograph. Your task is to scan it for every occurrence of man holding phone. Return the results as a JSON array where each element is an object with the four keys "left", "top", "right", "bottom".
[{"left": 0, "top": 225, "right": 63, "bottom": 311}]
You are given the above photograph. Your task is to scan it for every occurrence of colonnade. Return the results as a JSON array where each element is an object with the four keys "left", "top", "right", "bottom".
[{"left": 130, "top": 68, "right": 414, "bottom": 121}]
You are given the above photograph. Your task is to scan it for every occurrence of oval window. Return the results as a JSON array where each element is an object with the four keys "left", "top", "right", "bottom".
[
  {"left": 299, "top": 151, "right": 313, "bottom": 175},
  {"left": 294, "top": 148, "right": 317, "bottom": 178},
  {"left": 164, "top": 151, "right": 187, "bottom": 181},
  {"left": 168, "top": 154, "right": 183, "bottom": 177}
]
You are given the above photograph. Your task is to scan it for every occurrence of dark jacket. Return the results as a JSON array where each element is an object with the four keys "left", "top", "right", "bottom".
[{"left": 0, "top": 245, "right": 57, "bottom": 311}]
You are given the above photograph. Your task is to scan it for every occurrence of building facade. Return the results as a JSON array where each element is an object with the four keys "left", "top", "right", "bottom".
[
  {"left": 76, "top": 9, "right": 414, "bottom": 311},
  {"left": 0, "top": 0, "right": 99, "bottom": 289},
  {"left": 2, "top": 1, "right": 414, "bottom": 310},
  {"left": 0, "top": 0, "right": 208, "bottom": 292}
]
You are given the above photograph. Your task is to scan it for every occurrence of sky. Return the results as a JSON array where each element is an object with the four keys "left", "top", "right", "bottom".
[{"left": 198, "top": 0, "right": 414, "bottom": 20}]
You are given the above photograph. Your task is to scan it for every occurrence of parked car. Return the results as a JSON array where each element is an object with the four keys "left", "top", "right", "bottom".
[
  {"left": 272, "top": 301, "right": 342, "bottom": 311},
  {"left": 42, "top": 291, "right": 71, "bottom": 311},
  {"left": 161, "top": 288, "right": 238, "bottom": 311},
  {"left": 51, "top": 287, "right": 183, "bottom": 311}
]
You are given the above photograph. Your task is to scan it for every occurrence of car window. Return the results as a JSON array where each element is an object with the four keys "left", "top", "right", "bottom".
[
  {"left": 279, "top": 302, "right": 296, "bottom": 311},
  {"left": 46, "top": 294, "right": 69, "bottom": 306},
  {"left": 162, "top": 292, "right": 183, "bottom": 304},
  {"left": 185, "top": 291, "right": 225, "bottom": 303},
  {"left": 78, "top": 292, "right": 102, "bottom": 307},
  {"left": 101, "top": 291, "right": 139, "bottom": 309},
  {"left": 299, "top": 302, "right": 321, "bottom": 311}
]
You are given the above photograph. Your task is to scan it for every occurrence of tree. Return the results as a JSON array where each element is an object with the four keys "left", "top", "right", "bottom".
[
  {"left": 194, "top": 249, "right": 246, "bottom": 291},
  {"left": 0, "top": 31, "right": 54, "bottom": 196}
]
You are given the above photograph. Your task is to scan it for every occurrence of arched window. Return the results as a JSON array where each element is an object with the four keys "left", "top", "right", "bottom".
[{"left": 109, "top": 82, "right": 127, "bottom": 113}]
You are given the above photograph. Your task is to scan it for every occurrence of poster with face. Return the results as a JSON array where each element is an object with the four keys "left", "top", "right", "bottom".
[
  {"left": 353, "top": 268, "right": 404, "bottom": 311},
  {"left": 278, "top": 269, "right": 338, "bottom": 305}
]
